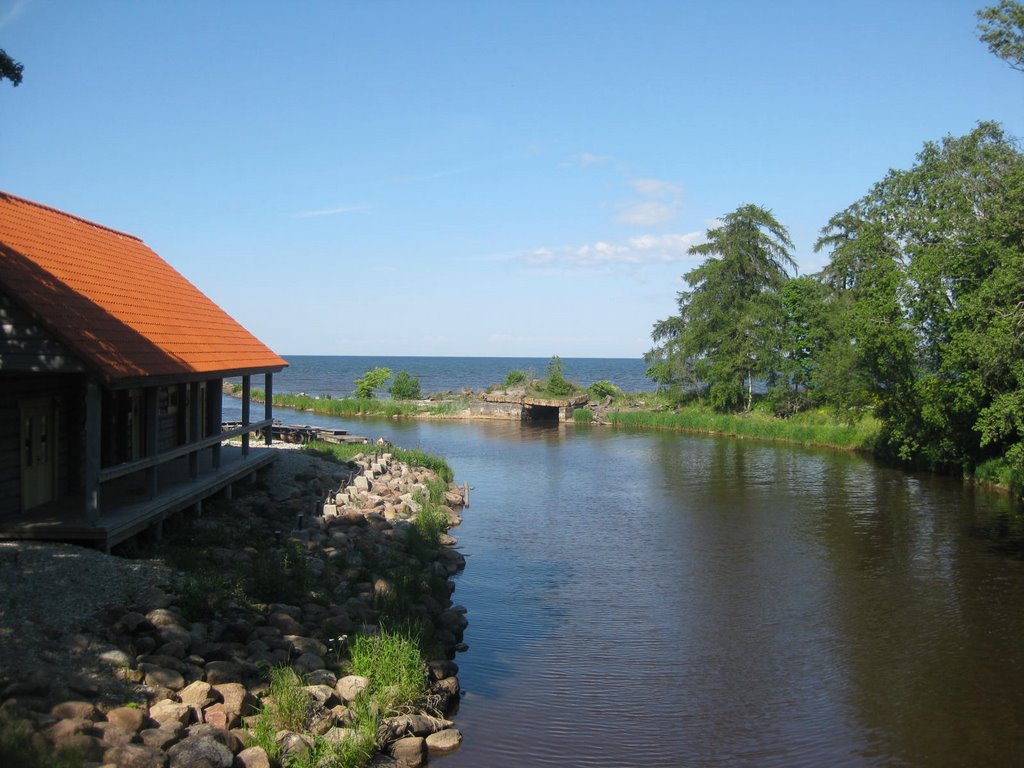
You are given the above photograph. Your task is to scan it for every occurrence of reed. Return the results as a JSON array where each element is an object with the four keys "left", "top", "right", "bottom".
[
  {"left": 608, "top": 407, "right": 880, "bottom": 451},
  {"left": 348, "top": 629, "right": 428, "bottom": 715},
  {"left": 573, "top": 408, "right": 593, "bottom": 423},
  {"left": 269, "top": 392, "right": 420, "bottom": 418}
]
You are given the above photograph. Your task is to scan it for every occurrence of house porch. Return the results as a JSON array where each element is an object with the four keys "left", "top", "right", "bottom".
[{"left": 0, "top": 443, "right": 276, "bottom": 551}]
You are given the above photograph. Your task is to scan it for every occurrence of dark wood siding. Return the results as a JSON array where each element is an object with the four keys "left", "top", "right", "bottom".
[
  {"left": 0, "top": 291, "right": 85, "bottom": 373},
  {"left": 0, "top": 374, "right": 81, "bottom": 516}
]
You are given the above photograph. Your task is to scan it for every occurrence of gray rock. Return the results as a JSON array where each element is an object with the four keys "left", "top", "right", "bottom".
[
  {"left": 167, "top": 735, "right": 234, "bottom": 768},
  {"left": 102, "top": 743, "right": 169, "bottom": 768},
  {"left": 335, "top": 675, "right": 370, "bottom": 703},
  {"left": 425, "top": 728, "right": 462, "bottom": 755},
  {"left": 388, "top": 735, "right": 426, "bottom": 767},
  {"left": 293, "top": 652, "right": 325, "bottom": 673},
  {"left": 139, "top": 726, "right": 182, "bottom": 750}
]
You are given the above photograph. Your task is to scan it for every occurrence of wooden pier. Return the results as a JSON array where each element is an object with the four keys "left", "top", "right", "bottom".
[{"left": 222, "top": 421, "right": 368, "bottom": 445}]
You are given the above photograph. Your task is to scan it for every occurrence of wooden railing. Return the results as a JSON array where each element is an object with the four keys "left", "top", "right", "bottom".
[{"left": 98, "top": 419, "right": 272, "bottom": 483}]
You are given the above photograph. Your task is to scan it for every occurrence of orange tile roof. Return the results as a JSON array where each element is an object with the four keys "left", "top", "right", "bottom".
[{"left": 0, "top": 191, "right": 286, "bottom": 385}]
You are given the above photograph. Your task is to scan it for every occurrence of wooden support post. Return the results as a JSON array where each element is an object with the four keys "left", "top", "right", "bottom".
[
  {"left": 145, "top": 387, "right": 159, "bottom": 499},
  {"left": 189, "top": 381, "right": 201, "bottom": 479},
  {"left": 207, "top": 379, "right": 222, "bottom": 470},
  {"left": 265, "top": 372, "right": 274, "bottom": 446},
  {"left": 83, "top": 379, "right": 101, "bottom": 524},
  {"left": 242, "top": 375, "right": 251, "bottom": 457}
]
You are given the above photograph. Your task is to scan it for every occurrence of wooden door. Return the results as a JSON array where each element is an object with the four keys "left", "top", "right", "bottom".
[{"left": 20, "top": 398, "right": 55, "bottom": 510}]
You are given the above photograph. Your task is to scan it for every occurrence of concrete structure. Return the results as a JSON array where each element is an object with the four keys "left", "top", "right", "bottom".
[
  {"left": 478, "top": 392, "right": 590, "bottom": 421},
  {"left": 0, "top": 192, "right": 286, "bottom": 549}
]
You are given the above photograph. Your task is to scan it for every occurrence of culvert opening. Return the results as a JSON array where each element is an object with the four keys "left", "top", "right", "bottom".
[{"left": 522, "top": 403, "right": 560, "bottom": 421}]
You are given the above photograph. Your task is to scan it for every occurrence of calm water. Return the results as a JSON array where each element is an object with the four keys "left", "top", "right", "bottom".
[
  {"left": 229, "top": 358, "right": 1024, "bottom": 766},
  {"left": 258, "top": 355, "right": 655, "bottom": 398}
]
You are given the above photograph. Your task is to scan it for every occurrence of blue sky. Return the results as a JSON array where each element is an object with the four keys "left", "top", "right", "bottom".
[{"left": 1, "top": 1, "right": 1021, "bottom": 358}]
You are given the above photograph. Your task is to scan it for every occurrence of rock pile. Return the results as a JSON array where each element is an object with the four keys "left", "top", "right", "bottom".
[{"left": 0, "top": 446, "right": 468, "bottom": 768}]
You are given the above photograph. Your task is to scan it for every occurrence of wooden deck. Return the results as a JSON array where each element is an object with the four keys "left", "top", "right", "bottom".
[{"left": 0, "top": 445, "right": 276, "bottom": 550}]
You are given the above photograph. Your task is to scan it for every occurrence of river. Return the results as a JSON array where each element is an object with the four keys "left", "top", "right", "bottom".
[{"left": 232, "top": 401, "right": 1024, "bottom": 766}]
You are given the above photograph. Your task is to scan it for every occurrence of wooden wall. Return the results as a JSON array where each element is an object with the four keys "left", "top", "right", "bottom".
[
  {"left": 0, "top": 373, "right": 81, "bottom": 517},
  {"left": 0, "top": 291, "right": 85, "bottom": 374}
]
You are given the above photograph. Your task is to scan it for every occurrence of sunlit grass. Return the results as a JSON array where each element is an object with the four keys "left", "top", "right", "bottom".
[{"left": 608, "top": 407, "right": 880, "bottom": 451}]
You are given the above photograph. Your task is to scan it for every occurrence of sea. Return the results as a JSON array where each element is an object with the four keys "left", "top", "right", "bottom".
[{"left": 256, "top": 355, "right": 656, "bottom": 398}]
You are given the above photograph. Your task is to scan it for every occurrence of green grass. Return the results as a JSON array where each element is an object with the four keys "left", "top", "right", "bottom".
[
  {"left": 348, "top": 629, "right": 428, "bottom": 716},
  {"left": 267, "top": 391, "right": 421, "bottom": 418},
  {"left": 608, "top": 406, "right": 880, "bottom": 451},
  {"left": 0, "top": 711, "right": 86, "bottom": 768},
  {"left": 573, "top": 408, "right": 593, "bottom": 423},
  {"left": 974, "top": 456, "right": 1024, "bottom": 491}
]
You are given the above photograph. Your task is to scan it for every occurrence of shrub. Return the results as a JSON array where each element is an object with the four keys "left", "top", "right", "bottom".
[
  {"left": 503, "top": 369, "right": 527, "bottom": 387},
  {"left": 540, "top": 355, "right": 575, "bottom": 397},
  {"left": 389, "top": 370, "right": 423, "bottom": 400},
  {"left": 353, "top": 367, "right": 392, "bottom": 399},
  {"left": 588, "top": 380, "right": 619, "bottom": 399}
]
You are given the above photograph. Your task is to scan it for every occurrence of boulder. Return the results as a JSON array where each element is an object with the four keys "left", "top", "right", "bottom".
[
  {"left": 166, "top": 735, "right": 234, "bottom": 768},
  {"left": 179, "top": 680, "right": 214, "bottom": 710},
  {"left": 425, "top": 728, "right": 463, "bottom": 755},
  {"left": 202, "top": 702, "right": 238, "bottom": 730},
  {"left": 335, "top": 675, "right": 369, "bottom": 703},
  {"left": 235, "top": 746, "right": 271, "bottom": 768},
  {"left": 139, "top": 726, "right": 182, "bottom": 750},
  {"left": 50, "top": 700, "right": 98, "bottom": 720},
  {"left": 140, "top": 664, "right": 186, "bottom": 691},
  {"left": 102, "top": 743, "right": 169, "bottom": 768},
  {"left": 212, "top": 682, "right": 258, "bottom": 716},
  {"left": 388, "top": 735, "right": 426, "bottom": 767},
  {"left": 149, "top": 699, "right": 191, "bottom": 729},
  {"left": 107, "top": 705, "right": 149, "bottom": 732},
  {"left": 95, "top": 721, "right": 136, "bottom": 747},
  {"left": 293, "top": 652, "right": 325, "bottom": 673}
]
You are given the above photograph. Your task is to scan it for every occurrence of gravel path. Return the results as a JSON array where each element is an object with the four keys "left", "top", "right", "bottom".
[{"left": 0, "top": 443, "right": 324, "bottom": 697}]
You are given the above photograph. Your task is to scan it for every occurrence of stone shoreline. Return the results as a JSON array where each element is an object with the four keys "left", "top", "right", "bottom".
[{"left": 0, "top": 443, "right": 468, "bottom": 767}]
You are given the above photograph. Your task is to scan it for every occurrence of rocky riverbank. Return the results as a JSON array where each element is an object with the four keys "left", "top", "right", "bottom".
[{"left": 0, "top": 443, "right": 468, "bottom": 768}]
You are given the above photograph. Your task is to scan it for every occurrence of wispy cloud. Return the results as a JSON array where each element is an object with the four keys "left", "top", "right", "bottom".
[
  {"left": 629, "top": 178, "right": 682, "bottom": 199},
  {"left": 520, "top": 231, "right": 703, "bottom": 270},
  {"left": 560, "top": 152, "right": 611, "bottom": 168},
  {"left": 616, "top": 200, "right": 681, "bottom": 227},
  {"left": 0, "top": 0, "right": 32, "bottom": 30},
  {"left": 616, "top": 177, "right": 684, "bottom": 226},
  {"left": 292, "top": 204, "right": 371, "bottom": 219}
]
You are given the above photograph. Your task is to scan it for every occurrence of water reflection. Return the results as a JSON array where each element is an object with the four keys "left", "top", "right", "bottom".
[{"left": 250, "top": 401, "right": 1024, "bottom": 766}]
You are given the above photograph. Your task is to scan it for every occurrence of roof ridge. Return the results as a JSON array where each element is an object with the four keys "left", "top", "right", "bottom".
[{"left": 0, "top": 190, "right": 144, "bottom": 243}]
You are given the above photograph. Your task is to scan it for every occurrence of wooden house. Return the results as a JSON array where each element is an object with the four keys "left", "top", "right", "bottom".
[{"left": 0, "top": 192, "right": 287, "bottom": 549}]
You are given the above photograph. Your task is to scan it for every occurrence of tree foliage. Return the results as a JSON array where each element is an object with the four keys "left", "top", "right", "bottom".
[
  {"left": 542, "top": 355, "right": 575, "bottom": 397},
  {"left": 353, "top": 367, "right": 392, "bottom": 399},
  {"left": 815, "top": 122, "right": 1024, "bottom": 476},
  {"left": 977, "top": 0, "right": 1024, "bottom": 71},
  {"left": 388, "top": 370, "right": 422, "bottom": 400},
  {"left": 646, "top": 204, "right": 796, "bottom": 412},
  {"left": 0, "top": 49, "right": 22, "bottom": 86}
]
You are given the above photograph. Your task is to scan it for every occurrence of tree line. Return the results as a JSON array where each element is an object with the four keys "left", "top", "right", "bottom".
[{"left": 645, "top": 3, "right": 1024, "bottom": 481}]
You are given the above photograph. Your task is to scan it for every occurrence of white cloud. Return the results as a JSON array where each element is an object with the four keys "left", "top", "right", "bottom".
[
  {"left": 616, "top": 176, "right": 684, "bottom": 227},
  {"left": 628, "top": 178, "right": 682, "bottom": 199},
  {"left": 519, "top": 231, "right": 703, "bottom": 270},
  {"left": 616, "top": 201, "right": 681, "bottom": 227},
  {"left": 560, "top": 152, "right": 611, "bottom": 168},
  {"left": 292, "top": 204, "right": 370, "bottom": 218}
]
